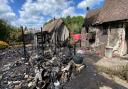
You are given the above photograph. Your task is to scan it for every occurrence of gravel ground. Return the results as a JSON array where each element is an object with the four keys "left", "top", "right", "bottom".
[{"left": 63, "top": 52, "right": 128, "bottom": 89}]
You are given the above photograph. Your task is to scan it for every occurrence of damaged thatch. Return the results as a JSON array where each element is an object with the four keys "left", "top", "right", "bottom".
[
  {"left": 84, "top": 9, "right": 100, "bottom": 27},
  {"left": 96, "top": 0, "right": 128, "bottom": 24},
  {"left": 43, "top": 19, "right": 63, "bottom": 33},
  {"left": 85, "top": 0, "right": 128, "bottom": 25}
]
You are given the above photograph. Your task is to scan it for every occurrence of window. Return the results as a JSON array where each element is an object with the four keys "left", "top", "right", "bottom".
[{"left": 102, "top": 26, "right": 108, "bottom": 35}]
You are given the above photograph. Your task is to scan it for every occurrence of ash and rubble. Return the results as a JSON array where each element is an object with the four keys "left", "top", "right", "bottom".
[
  {"left": 0, "top": 45, "right": 85, "bottom": 89},
  {"left": 0, "top": 47, "right": 35, "bottom": 89}
]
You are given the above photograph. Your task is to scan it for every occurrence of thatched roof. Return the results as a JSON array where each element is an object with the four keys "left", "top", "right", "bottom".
[
  {"left": 95, "top": 0, "right": 128, "bottom": 24},
  {"left": 84, "top": 9, "right": 100, "bottom": 27},
  {"left": 85, "top": 0, "right": 128, "bottom": 26},
  {"left": 43, "top": 19, "right": 63, "bottom": 33}
]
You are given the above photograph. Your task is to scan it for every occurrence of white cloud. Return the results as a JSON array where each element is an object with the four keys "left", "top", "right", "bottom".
[
  {"left": 62, "top": 7, "right": 75, "bottom": 17},
  {"left": 0, "top": 0, "right": 85, "bottom": 28},
  {"left": 78, "top": 0, "right": 104, "bottom": 9},
  {"left": 18, "top": 0, "right": 78, "bottom": 28},
  {"left": 0, "top": 0, "right": 16, "bottom": 22},
  {"left": 29, "top": 0, "right": 72, "bottom": 17},
  {"left": 17, "top": 15, "right": 44, "bottom": 27}
]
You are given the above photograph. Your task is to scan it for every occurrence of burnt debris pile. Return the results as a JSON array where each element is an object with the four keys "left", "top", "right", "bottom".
[
  {"left": 32, "top": 45, "right": 85, "bottom": 89},
  {"left": 0, "top": 47, "right": 85, "bottom": 89},
  {"left": 0, "top": 31, "right": 85, "bottom": 89},
  {"left": 0, "top": 47, "right": 35, "bottom": 89},
  {"left": 0, "top": 46, "right": 85, "bottom": 89}
]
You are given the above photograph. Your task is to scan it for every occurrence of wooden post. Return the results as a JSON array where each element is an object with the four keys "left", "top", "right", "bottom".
[
  {"left": 80, "top": 28, "right": 82, "bottom": 47},
  {"left": 41, "top": 27, "right": 44, "bottom": 56},
  {"left": 80, "top": 39, "right": 81, "bottom": 47},
  {"left": 107, "top": 25, "right": 111, "bottom": 46},
  {"left": 64, "top": 33, "right": 65, "bottom": 42},
  {"left": 21, "top": 26, "right": 27, "bottom": 61},
  {"left": 74, "top": 44, "right": 76, "bottom": 55},
  {"left": 55, "top": 30, "right": 57, "bottom": 54}
]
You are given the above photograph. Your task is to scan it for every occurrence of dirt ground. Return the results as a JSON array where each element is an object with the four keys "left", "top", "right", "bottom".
[{"left": 63, "top": 52, "right": 128, "bottom": 89}]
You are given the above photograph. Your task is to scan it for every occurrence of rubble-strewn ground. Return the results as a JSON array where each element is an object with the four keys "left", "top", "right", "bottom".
[
  {"left": 0, "top": 47, "right": 35, "bottom": 89},
  {"left": 0, "top": 48, "right": 128, "bottom": 89}
]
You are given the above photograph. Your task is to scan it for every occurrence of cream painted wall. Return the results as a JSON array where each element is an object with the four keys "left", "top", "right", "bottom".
[{"left": 108, "top": 28, "right": 127, "bottom": 56}]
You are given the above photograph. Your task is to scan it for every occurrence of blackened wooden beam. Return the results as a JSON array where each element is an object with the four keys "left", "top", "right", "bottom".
[
  {"left": 54, "top": 29, "right": 57, "bottom": 54},
  {"left": 41, "top": 27, "right": 44, "bottom": 56},
  {"left": 80, "top": 39, "right": 81, "bottom": 47},
  {"left": 21, "top": 26, "right": 27, "bottom": 61},
  {"left": 74, "top": 44, "right": 76, "bottom": 55}
]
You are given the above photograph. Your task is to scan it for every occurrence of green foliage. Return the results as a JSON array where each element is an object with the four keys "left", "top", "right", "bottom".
[
  {"left": 0, "top": 19, "right": 22, "bottom": 45},
  {"left": 0, "top": 19, "right": 11, "bottom": 42},
  {"left": 9, "top": 27, "right": 22, "bottom": 44},
  {"left": 63, "top": 16, "right": 84, "bottom": 34}
]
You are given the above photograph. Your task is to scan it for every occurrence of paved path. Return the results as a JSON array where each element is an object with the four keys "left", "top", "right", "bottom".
[{"left": 64, "top": 52, "right": 128, "bottom": 89}]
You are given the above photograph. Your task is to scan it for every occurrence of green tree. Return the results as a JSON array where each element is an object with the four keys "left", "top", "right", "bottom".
[
  {"left": 63, "top": 16, "right": 84, "bottom": 34},
  {"left": 0, "top": 19, "right": 11, "bottom": 42},
  {"left": 0, "top": 19, "right": 22, "bottom": 44},
  {"left": 9, "top": 27, "right": 22, "bottom": 44}
]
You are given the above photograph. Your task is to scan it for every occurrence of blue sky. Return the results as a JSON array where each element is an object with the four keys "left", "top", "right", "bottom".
[{"left": 0, "top": 0, "right": 104, "bottom": 28}]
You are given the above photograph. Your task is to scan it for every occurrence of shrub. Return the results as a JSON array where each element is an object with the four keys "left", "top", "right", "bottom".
[{"left": 0, "top": 41, "right": 9, "bottom": 49}]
